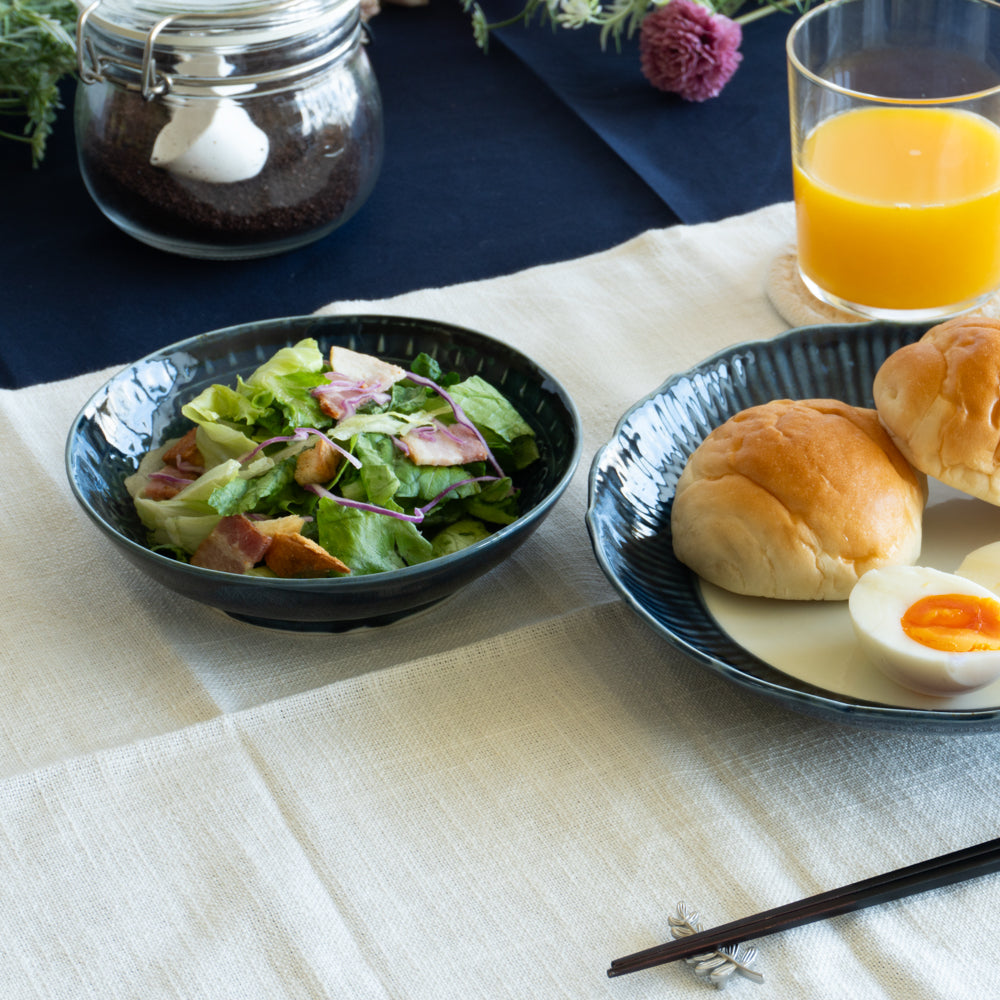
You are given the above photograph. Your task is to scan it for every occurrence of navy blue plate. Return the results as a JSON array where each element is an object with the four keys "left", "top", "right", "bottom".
[
  {"left": 587, "top": 320, "right": 1000, "bottom": 732},
  {"left": 67, "top": 314, "right": 581, "bottom": 631}
]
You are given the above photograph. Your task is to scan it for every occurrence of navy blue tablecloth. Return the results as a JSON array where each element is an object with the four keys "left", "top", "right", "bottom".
[{"left": 0, "top": 0, "right": 794, "bottom": 388}]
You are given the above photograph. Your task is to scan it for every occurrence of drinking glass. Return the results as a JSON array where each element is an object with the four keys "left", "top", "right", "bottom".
[{"left": 788, "top": 0, "right": 1000, "bottom": 320}]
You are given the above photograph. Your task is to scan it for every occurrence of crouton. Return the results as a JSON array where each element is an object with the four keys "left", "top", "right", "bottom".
[
  {"left": 264, "top": 532, "right": 351, "bottom": 578},
  {"left": 162, "top": 427, "right": 204, "bottom": 470},
  {"left": 294, "top": 437, "right": 342, "bottom": 486},
  {"left": 255, "top": 515, "right": 309, "bottom": 537}
]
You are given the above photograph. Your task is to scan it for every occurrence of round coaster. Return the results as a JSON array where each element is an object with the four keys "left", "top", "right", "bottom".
[{"left": 765, "top": 245, "right": 1000, "bottom": 326}]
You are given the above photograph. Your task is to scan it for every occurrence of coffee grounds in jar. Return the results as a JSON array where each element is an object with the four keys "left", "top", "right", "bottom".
[{"left": 80, "top": 86, "right": 373, "bottom": 250}]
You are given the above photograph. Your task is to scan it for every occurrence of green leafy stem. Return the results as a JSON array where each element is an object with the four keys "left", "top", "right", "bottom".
[
  {"left": 466, "top": 0, "right": 814, "bottom": 54},
  {"left": 0, "top": 0, "right": 78, "bottom": 167}
]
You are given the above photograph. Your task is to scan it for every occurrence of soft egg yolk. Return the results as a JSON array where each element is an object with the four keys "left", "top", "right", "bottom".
[{"left": 901, "top": 593, "right": 1000, "bottom": 653}]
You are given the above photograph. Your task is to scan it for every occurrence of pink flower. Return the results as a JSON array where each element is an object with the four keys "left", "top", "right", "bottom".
[{"left": 639, "top": 0, "right": 743, "bottom": 102}]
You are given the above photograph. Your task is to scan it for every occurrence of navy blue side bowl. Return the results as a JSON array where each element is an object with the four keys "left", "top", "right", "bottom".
[{"left": 67, "top": 314, "right": 581, "bottom": 631}]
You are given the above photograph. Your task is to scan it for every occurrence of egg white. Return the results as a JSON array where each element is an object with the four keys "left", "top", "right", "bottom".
[
  {"left": 848, "top": 565, "right": 1000, "bottom": 696},
  {"left": 956, "top": 541, "right": 1000, "bottom": 595}
]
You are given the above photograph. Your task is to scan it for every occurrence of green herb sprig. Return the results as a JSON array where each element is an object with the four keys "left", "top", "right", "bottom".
[
  {"left": 466, "top": 0, "right": 811, "bottom": 54},
  {"left": 0, "top": 0, "right": 78, "bottom": 167}
]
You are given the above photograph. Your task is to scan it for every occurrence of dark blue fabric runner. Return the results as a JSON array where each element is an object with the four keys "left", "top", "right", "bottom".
[
  {"left": 0, "top": 1, "right": 793, "bottom": 388},
  {"left": 493, "top": 4, "right": 796, "bottom": 223}
]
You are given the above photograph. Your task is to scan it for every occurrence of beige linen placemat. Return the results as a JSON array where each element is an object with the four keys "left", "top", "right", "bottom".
[
  {"left": 8, "top": 201, "right": 1000, "bottom": 999},
  {"left": 3, "top": 601, "right": 1000, "bottom": 999}
]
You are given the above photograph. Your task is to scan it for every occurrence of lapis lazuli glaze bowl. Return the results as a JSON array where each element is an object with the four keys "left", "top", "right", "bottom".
[{"left": 67, "top": 314, "right": 581, "bottom": 631}]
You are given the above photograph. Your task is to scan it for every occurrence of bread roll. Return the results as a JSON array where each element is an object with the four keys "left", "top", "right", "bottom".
[
  {"left": 873, "top": 316, "right": 1000, "bottom": 504},
  {"left": 671, "top": 399, "right": 926, "bottom": 600}
]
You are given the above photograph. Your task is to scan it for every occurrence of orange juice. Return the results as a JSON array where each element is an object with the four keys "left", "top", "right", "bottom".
[{"left": 794, "top": 106, "right": 1000, "bottom": 312}]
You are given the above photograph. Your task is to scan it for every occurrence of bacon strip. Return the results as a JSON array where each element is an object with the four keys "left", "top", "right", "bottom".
[
  {"left": 191, "top": 515, "right": 272, "bottom": 574},
  {"left": 401, "top": 422, "right": 490, "bottom": 467},
  {"left": 314, "top": 347, "right": 407, "bottom": 420}
]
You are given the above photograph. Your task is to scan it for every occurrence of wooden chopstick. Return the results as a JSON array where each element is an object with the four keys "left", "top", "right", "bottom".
[{"left": 607, "top": 836, "right": 1000, "bottom": 978}]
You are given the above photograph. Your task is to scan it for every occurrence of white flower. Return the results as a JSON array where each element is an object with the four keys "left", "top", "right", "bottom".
[
  {"left": 556, "top": 0, "right": 602, "bottom": 29},
  {"left": 470, "top": 4, "right": 490, "bottom": 48}
]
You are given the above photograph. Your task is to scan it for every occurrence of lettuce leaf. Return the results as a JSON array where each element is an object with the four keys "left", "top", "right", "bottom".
[
  {"left": 245, "top": 339, "right": 328, "bottom": 431},
  {"left": 209, "top": 457, "right": 297, "bottom": 516},
  {"left": 327, "top": 406, "right": 447, "bottom": 442},
  {"left": 394, "top": 459, "right": 483, "bottom": 504},
  {"left": 246, "top": 338, "right": 324, "bottom": 385},
  {"left": 182, "top": 338, "right": 329, "bottom": 436},
  {"left": 352, "top": 435, "right": 401, "bottom": 508},
  {"left": 316, "top": 499, "right": 434, "bottom": 575},
  {"left": 431, "top": 518, "right": 491, "bottom": 557},
  {"left": 449, "top": 376, "right": 539, "bottom": 469},
  {"left": 194, "top": 421, "right": 259, "bottom": 468},
  {"left": 409, "top": 352, "right": 460, "bottom": 387},
  {"left": 421, "top": 476, "right": 519, "bottom": 527},
  {"left": 182, "top": 382, "right": 268, "bottom": 428},
  {"left": 343, "top": 434, "right": 484, "bottom": 507}
]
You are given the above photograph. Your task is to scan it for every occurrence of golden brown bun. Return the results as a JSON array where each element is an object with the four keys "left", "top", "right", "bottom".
[
  {"left": 671, "top": 399, "right": 926, "bottom": 601},
  {"left": 873, "top": 316, "right": 1000, "bottom": 504}
]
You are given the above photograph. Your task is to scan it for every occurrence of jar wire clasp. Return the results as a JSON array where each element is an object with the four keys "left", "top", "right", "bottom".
[
  {"left": 75, "top": 0, "right": 104, "bottom": 86},
  {"left": 141, "top": 14, "right": 180, "bottom": 99},
  {"left": 75, "top": 0, "right": 174, "bottom": 97}
]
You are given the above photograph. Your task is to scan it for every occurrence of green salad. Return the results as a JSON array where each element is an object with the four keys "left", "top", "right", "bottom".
[{"left": 126, "top": 338, "right": 539, "bottom": 577}]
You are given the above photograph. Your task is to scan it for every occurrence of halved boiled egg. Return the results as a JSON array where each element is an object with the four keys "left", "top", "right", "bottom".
[{"left": 848, "top": 565, "right": 1000, "bottom": 696}]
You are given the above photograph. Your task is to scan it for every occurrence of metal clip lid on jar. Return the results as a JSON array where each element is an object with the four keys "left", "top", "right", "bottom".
[{"left": 74, "top": 0, "right": 384, "bottom": 259}]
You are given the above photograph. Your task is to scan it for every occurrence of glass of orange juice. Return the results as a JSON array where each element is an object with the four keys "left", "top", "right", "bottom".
[{"left": 788, "top": 0, "right": 1000, "bottom": 321}]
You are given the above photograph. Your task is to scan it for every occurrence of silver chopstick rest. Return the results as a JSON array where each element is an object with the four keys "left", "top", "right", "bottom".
[{"left": 669, "top": 903, "right": 765, "bottom": 989}]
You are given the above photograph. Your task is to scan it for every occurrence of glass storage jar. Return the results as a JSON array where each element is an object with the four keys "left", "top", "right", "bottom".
[{"left": 74, "top": 0, "right": 383, "bottom": 259}]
